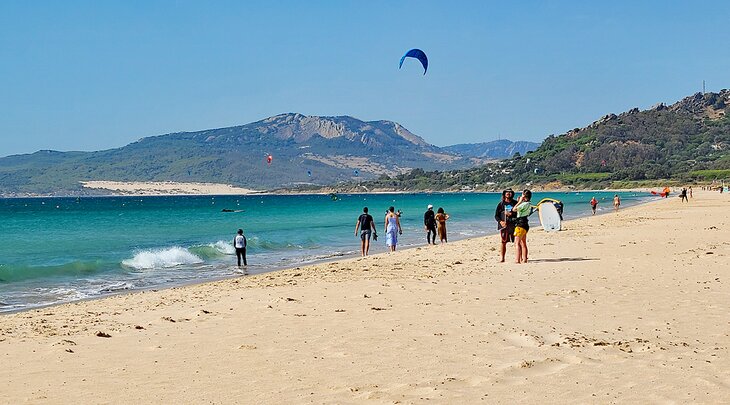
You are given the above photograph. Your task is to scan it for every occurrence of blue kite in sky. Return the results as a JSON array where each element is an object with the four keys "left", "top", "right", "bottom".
[{"left": 399, "top": 48, "right": 428, "bottom": 75}]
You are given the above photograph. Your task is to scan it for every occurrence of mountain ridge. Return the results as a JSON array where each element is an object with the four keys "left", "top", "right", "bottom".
[{"left": 0, "top": 113, "right": 487, "bottom": 196}]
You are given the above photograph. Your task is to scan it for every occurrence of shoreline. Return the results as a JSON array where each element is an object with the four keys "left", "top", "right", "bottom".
[
  {"left": 1, "top": 187, "right": 658, "bottom": 199},
  {"left": 1, "top": 191, "right": 727, "bottom": 402},
  {"left": 1, "top": 192, "right": 658, "bottom": 315}
]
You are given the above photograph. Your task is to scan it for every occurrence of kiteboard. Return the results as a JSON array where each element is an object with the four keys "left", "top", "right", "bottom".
[{"left": 536, "top": 199, "right": 562, "bottom": 232}]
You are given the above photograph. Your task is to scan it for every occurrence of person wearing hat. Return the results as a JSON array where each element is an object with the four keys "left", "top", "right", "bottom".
[
  {"left": 423, "top": 204, "right": 437, "bottom": 245},
  {"left": 494, "top": 188, "right": 517, "bottom": 262}
]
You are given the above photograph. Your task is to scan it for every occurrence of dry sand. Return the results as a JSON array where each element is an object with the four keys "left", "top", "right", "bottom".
[
  {"left": 1, "top": 191, "right": 729, "bottom": 404},
  {"left": 81, "top": 181, "right": 258, "bottom": 195}
]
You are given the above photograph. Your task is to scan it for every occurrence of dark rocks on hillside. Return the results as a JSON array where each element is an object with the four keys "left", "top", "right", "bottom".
[
  {"left": 669, "top": 90, "right": 729, "bottom": 115},
  {"left": 590, "top": 114, "right": 618, "bottom": 128}
]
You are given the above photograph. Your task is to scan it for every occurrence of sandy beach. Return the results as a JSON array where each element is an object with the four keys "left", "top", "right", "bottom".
[
  {"left": 1, "top": 190, "right": 728, "bottom": 403},
  {"left": 81, "top": 181, "right": 259, "bottom": 195}
]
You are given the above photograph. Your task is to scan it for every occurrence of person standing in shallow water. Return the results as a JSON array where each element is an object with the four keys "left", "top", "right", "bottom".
[
  {"left": 384, "top": 206, "right": 402, "bottom": 252},
  {"left": 355, "top": 207, "right": 376, "bottom": 256},
  {"left": 435, "top": 207, "right": 450, "bottom": 243},
  {"left": 424, "top": 204, "right": 437, "bottom": 245},
  {"left": 233, "top": 229, "right": 247, "bottom": 267},
  {"left": 590, "top": 196, "right": 598, "bottom": 215}
]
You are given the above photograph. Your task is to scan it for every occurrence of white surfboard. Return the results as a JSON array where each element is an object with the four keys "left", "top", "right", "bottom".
[{"left": 538, "top": 202, "right": 561, "bottom": 232}]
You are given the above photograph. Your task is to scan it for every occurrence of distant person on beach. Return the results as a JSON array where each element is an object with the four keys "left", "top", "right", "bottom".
[
  {"left": 680, "top": 188, "right": 688, "bottom": 203},
  {"left": 384, "top": 206, "right": 402, "bottom": 252},
  {"left": 512, "top": 190, "right": 534, "bottom": 264},
  {"left": 688, "top": 186, "right": 693, "bottom": 198},
  {"left": 355, "top": 207, "right": 376, "bottom": 256},
  {"left": 613, "top": 194, "right": 621, "bottom": 211},
  {"left": 233, "top": 229, "right": 247, "bottom": 267},
  {"left": 435, "top": 207, "right": 450, "bottom": 243},
  {"left": 424, "top": 204, "right": 437, "bottom": 245},
  {"left": 495, "top": 188, "right": 518, "bottom": 262},
  {"left": 590, "top": 197, "right": 598, "bottom": 215}
]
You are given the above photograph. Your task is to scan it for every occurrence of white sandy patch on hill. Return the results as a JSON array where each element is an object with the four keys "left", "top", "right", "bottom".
[{"left": 81, "top": 181, "right": 258, "bottom": 195}]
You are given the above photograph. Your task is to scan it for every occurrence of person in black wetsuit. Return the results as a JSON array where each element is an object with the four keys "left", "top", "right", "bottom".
[
  {"left": 424, "top": 204, "right": 437, "bottom": 245},
  {"left": 355, "top": 207, "right": 376, "bottom": 256},
  {"left": 494, "top": 189, "right": 518, "bottom": 263}
]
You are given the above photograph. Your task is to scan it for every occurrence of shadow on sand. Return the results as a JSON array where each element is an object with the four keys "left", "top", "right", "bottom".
[{"left": 529, "top": 257, "right": 598, "bottom": 263}]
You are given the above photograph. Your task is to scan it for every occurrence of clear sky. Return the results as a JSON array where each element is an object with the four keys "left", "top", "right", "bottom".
[{"left": 1, "top": 1, "right": 729, "bottom": 157}]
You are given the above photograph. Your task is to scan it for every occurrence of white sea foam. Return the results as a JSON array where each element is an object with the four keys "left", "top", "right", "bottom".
[
  {"left": 122, "top": 247, "right": 203, "bottom": 270},
  {"left": 212, "top": 240, "right": 235, "bottom": 255}
]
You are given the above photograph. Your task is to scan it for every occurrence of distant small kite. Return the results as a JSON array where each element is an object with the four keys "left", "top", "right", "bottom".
[
  {"left": 399, "top": 49, "right": 428, "bottom": 75},
  {"left": 266, "top": 154, "right": 273, "bottom": 165}
]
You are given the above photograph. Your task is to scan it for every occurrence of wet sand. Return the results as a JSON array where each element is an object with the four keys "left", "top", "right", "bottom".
[{"left": 1, "top": 190, "right": 728, "bottom": 403}]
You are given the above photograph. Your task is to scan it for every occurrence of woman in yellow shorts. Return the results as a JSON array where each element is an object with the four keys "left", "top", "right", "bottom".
[{"left": 512, "top": 190, "right": 533, "bottom": 264}]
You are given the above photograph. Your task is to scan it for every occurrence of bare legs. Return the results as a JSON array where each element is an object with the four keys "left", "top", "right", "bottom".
[
  {"left": 360, "top": 238, "right": 371, "bottom": 256},
  {"left": 515, "top": 235, "right": 528, "bottom": 264}
]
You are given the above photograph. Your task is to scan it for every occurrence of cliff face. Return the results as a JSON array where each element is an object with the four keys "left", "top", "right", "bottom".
[{"left": 443, "top": 140, "right": 541, "bottom": 159}]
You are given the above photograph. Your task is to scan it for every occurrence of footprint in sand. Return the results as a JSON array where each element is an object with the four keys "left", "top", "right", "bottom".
[
  {"left": 501, "top": 332, "right": 545, "bottom": 348},
  {"left": 502, "top": 355, "right": 582, "bottom": 379}
]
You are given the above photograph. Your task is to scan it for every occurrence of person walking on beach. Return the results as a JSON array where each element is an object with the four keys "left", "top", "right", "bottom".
[
  {"left": 384, "top": 206, "right": 402, "bottom": 252},
  {"left": 680, "top": 188, "right": 688, "bottom": 203},
  {"left": 613, "top": 194, "right": 621, "bottom": 211},
  {"left": 424, "top": 204, "right": 437, "bottom": 245},
  {"left": 512, "top": 190, "right": 534, "bottom": 264},
  {"left": 435, "top": 207, "right": 450, "bottom": 243},
  {"left": 355, "top": 207, "right": 376, "bottom": 256},
  {"left": 590, "top": 196, "right": 598, "bottom": 215},
  {"left": 689, "top": 186, "right": 693, "bottom": 199},
  {"left": 233, "top": 229, "right": 247, "bottom": 267},
  {"left": 495, "top": 188, "right": 518, "bottom": 262}
]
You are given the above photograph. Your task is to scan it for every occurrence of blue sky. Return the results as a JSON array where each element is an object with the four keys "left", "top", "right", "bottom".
[{"left": 1, "top": 1, "right": 729, "bottom": 156}]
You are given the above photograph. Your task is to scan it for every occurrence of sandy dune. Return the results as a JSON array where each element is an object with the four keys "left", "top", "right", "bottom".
[
  {"left": 81, "top": 181, "right": 258, "bottom": 195},
  {"left": 1, "top": 191, "right": 728, "bottom": 403}
]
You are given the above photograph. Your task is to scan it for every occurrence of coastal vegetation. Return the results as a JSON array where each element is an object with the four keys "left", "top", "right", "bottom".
[{"left": 336, "top": 91, "right": 730, "bottom": 191}]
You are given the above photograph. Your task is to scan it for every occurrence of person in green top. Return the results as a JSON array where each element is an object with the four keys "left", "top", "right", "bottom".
[{"left": 511, "top": 189, "right": 534, "bottom": 264}]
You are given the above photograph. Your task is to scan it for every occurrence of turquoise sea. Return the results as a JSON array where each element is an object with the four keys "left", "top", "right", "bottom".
[{"left": 0, "top": 191, "right": 648, "bottom": 312}]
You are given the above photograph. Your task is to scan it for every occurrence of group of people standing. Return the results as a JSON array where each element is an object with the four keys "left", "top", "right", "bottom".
[
  {"left": 354, "top": 204, "right": 450, "bottom": 256},
  {"left": 495, "top": 188, "right": 534, "bottom": 264}
]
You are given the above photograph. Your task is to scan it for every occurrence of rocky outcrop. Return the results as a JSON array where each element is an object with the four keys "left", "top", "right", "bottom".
[{"left": 669, "top": 90, "right": 730, "bottom": 116}]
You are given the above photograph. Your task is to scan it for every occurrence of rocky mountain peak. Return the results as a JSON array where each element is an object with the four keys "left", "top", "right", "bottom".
[{"left": 668, "top": 90, "right": 729, "bottom": 116}]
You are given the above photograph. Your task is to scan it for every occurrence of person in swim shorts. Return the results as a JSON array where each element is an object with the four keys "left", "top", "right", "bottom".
[
  {"left": 590, "top": 196, "right": 598, "bottom": 215},
  {"left": 494, "top": 188, "right": 517, "bottom": 262},
  {"left": 355, "top": 207, "right": 376, "bottom": 256},
  {"left": 512, "top": 190, "right": 534, "bottom": 264}
]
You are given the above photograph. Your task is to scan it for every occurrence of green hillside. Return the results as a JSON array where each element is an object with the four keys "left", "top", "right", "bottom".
[{"left": 351, "top": 91, "right": 730, "bottom": 191}]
